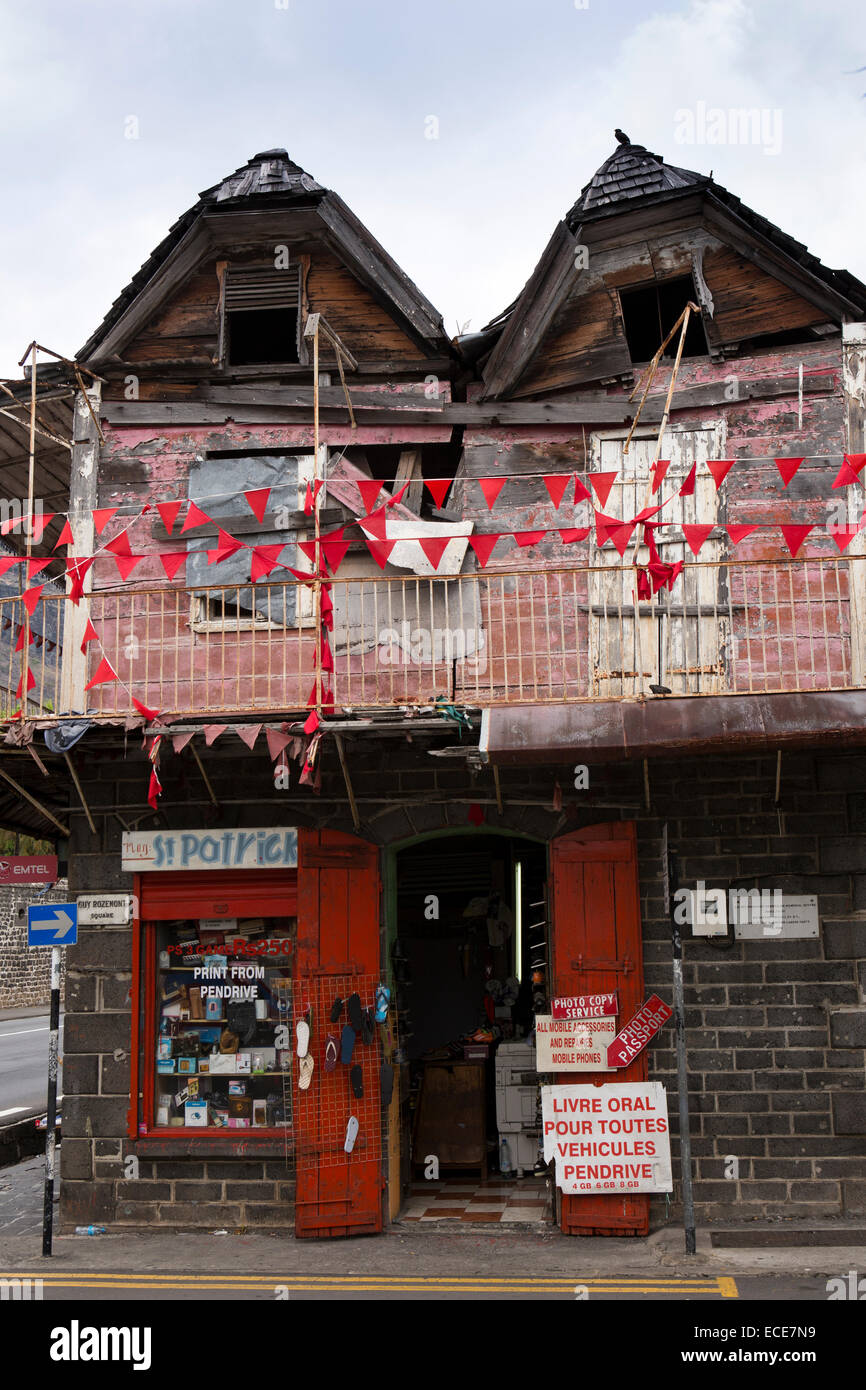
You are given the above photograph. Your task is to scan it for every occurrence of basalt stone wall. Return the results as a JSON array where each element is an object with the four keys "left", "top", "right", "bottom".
[
  {"left": 58, "top": 737, "right": 866, "bottom": 1230},
  {"left": 0, "top": 882, "right": 68, "bottom": 1008}
]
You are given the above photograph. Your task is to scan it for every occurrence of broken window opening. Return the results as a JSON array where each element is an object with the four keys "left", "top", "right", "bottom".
[
  {"left": 620, "top": 274, "right": 708, "bottom": 364},
  {"left": 227, "top": 308, "right": 300, "bottom": 366}
]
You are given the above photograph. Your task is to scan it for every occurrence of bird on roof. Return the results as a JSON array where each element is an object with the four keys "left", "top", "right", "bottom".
[{"left": 614, "top": 128, "right": 631, "bottom": 145}]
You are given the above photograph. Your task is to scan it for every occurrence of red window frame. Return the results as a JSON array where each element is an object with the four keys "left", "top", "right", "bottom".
[{"left": 130, "top": 870, "right": 298, "bottom": 1141}]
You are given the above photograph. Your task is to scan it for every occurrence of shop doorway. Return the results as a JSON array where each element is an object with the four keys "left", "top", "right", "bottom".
[{"left": 385, "top": 832, "right": 555, "bottom": 1226}]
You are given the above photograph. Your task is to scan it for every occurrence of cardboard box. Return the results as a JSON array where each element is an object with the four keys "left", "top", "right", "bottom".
[
  {"left": 234, "top": 1052, "right": 251, "bottom": 1074},
  {"left": 253, "top": 1100, "right": 268, "bottom": 1127}
]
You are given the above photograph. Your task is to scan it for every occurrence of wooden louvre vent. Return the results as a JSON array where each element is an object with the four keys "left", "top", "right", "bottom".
[{"left": 223, "top": 264, "right": 301, "bottom": 312}]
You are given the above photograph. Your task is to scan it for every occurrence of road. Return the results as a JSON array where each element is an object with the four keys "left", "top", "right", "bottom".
[{"left": 0, "top": 1012, "right": 61, "bottom": 1118}]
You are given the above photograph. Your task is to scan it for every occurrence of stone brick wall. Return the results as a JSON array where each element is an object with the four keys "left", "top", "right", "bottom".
[
  {"left": 58, "top": 737, "right": 866, "bottom": 1231},
  {"left": 0, "top": 882, "right": 68, "bottom": 1008}
]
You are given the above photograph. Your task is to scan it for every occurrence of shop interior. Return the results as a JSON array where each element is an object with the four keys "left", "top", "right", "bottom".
[{"left": 390, "top": 833, "right": 555, "bottom": 1225}]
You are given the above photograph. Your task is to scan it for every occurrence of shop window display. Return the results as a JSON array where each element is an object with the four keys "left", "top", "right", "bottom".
[{"left": 152, "top": 916, "right": 295, "bottom": 1131}]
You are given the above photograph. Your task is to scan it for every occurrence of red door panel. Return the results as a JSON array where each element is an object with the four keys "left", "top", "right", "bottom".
[
  {"left": 295, "top": 827, "right": 383, "bottom": 1238},
  {"left": 549, "top": 821, "right": 649, "bottom": 1236}
]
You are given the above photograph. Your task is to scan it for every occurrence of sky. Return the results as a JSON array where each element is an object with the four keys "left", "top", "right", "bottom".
[{"left": 0, "top": 0, "right": 864, "bottom": 377}]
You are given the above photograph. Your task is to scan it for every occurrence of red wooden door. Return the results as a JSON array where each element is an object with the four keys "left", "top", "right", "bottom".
[
  {"left": 295, "top": 827, "right": 383, "bottom": 1238},
  {"left": 549, "top": 821, "right": 649, "bottom": 1236}
]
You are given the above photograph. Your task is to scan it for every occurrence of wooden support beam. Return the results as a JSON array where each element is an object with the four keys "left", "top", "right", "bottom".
[
  {"left": 64, "top": 752, "right": 97, "bottom": 835},
  {"left": 334, "top": 733, "right": 360, "bottom": 830},
  {"left": 190, "top": 742, "right": 219, "bottom": 807},
  {"left": 0, "top": 763, "right": 69, "bottom": 837}
]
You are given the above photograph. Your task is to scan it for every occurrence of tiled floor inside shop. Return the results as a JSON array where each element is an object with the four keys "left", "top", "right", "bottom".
[{"left": 400, "top": 1174, "right": 554, "bottom": 1223}]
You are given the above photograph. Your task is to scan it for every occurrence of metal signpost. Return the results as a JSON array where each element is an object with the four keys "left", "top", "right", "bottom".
[{"left": 28, "top": 901, "right": 78, "bottom": 1257}]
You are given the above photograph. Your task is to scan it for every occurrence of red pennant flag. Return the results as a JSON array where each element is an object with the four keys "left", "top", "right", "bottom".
[
  {"left": 832, "top": 461, "right": 861, "bottom": 489},
  {"left": 357, "top": 479, "right": 383, "bottom": 513},
  {"left": 172, "top": 731, "right": 195, "bottom": 753},
  {"left": 388, "top": 482, "right": 410, "bottom": 508},
  {"left": 321, "top": 538, "right": 351, "bottom": 574},
  {"left": 80, "top": 618, "right": 99, "bottom": 653},
  {"left": 204, "top": 724, "right": 227, "bottom": 746},
  {"left": 843, "top": 453, "right": 866, "bottom": 474},
  {"left": 366, "top": 538, "right": 396, "bottom": 569},
  {"left": 133, "top": 696, "right": 161, "bottom": 720},
  {"left": 266, "top": 728, "right": 291, "bottom": 760},
  {"left": 573, "top": 477, "right": 592, "bottom": 504},
  {"left": 235, "top": 724, "right": 262, "bottom": 750},
  {"left": 180, "top": 501, "right": 213, "bottom": 534},
  {"left": 84, "top": 657, "right": 119, "bottom": 691},
  {"left": 425, "top": 479, "right": 451, "bottom": 508},
  {"left": 296, "top": 539, "right": 318, "bottom": 565},
  {"left": 651, "top": 459, "right": 670, "bottom": 494},
  {"left": 468, "top": 534, "right": 499, "bottom": 567},
  {"left": 54, "top": 519, "right": 74, "bottom": 549},
  {"left": 16, "top": 669, "right": 35, "bottom": 696},
  {"left": 21, "top": 586, "right": 44, "bottom": 617},
  {"left": 830, "top": 524, "right": 860, "bottom": 552},
  {"left": 359, "top": 506, "right": 388, "bottom": 541},
  {"left": 467, "top": 803, "right": 484, "bottom": 827},
  {"left": 514, "top": 530, "right": 546, "bottom": 548},
  {"left": 319, "top": 636, "right": 334, "bottom": 672},
  {"left": 635, "top": 501, "right": 665, "bottom": 523},
  {"left": 114, "top": 554, "right": 143, "bottom": 581},
  {"left": 303, "top": 709, "right": 320, "bottom": 735},
  {"left": 160, "top": 552, "right": 186, "bottom": 580},
  {"left": 92, "top": 507, "right": 118, "bottom": 534},
  {"left": 479, "top": 477, "right": 506, "bottom": 510},
  {"left": 726, "top": 524, "right": 758, "bottom": 545},
  {"left": 706, "top": 459, "right": 735, "bottom": 489},
  {"left": 559, "top": 527, "right": 590, "bottom": 544},
  {"left": 682, "top": 523, "right": 714, "bottom": 557},
  {"left": 776, "top": 457, "right": 804, "bottom": 488},
  {"left": 104, "top": 530, "right": 132, "bottom": 557},
  {"left": 14, "top": 626, "right": 33, "bottom": 652},
  {"left": 156, "top": 500, "right": 183, "bottom": 534},
  {"left": 679, "top": 463, "right": 697, "bottom": 496},
  {"left": 595, "top": 512, "right": 635, "bottom": 554},
  {"left": 419, "top": 536, "right": 450, "bottom": 569},
  {"left": 0, "top": 557, "right": 20, "bottom": 578},
  {"left": 250, "top": 545, "right": 285, "bottom": 581},
  {"left": 30, "top": 512, "right": 54, "bottom": 545},
  {"left": 27, "top": 557, "right": 51, "bottom": 580},
  {"left": 207, "top": 529, "right": 244, "bottom": 564},
  {"left": 66, "top": 557, "right": 95, "bottom": 605},
  {"left": 147, "top": 769, "right": 162, "bottom": 811},
  {"left": 245, "top": 488, "right": 271, "bottom": 523},
  {"left": 781, "top": 524, "right": 814, "bottom": 557},
  {"left": 543, "top": 475, "right": 571, "bottom": 509},
  {"left": 588, "top": 472, "right": 617, "bottom": 508}
]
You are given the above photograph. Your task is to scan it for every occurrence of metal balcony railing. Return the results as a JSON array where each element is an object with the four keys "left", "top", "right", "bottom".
[{"left": 1, "top": 556, "right": 863, "bottom": 721}]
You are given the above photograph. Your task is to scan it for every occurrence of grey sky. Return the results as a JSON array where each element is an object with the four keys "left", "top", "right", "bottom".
[{"left": 1, "top": 0, "right": 864, "bottom": 376}]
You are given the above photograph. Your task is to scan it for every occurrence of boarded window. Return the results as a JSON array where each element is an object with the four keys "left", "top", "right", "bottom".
[{"left": 185, "top": 453, "right": 314, "bottom": 628}]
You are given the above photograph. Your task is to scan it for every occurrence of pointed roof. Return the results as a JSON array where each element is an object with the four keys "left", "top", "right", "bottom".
[
  {"left": 79, "top": 149, "right": 450, "bottom": 362},
  {"left": 566, "top": 139, "right": 706, "bottom": 221},
  {"left": 201, "top": 148, "right": 325, "bottom": 203}
]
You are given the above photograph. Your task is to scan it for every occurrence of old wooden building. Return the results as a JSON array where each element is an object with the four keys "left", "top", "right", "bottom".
[{"left": 4, "top": 136, "right": 866, "bottom": 1239}]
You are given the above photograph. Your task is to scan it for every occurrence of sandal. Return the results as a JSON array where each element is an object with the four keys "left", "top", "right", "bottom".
[
  {"left": 298, "top": 1054, "right": 315, "bottom": 1091},
  {"left": 350, "top": 1064, "right": 363, "bottom": 1098},
  {"left": 374, "top": 984, "right": 390, "bottom": 1023},
  {"left": 324, "top": 1034, "right": 338, "bottom": 1071},
  {"left": 344, "top": 1115, "right": 359, "bottom": 1153}
]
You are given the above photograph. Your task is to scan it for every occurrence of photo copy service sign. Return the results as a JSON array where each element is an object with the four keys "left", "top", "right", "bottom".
[
  {"left": 535, "top": 1014, "right": 618, "bottom": 1072},
  {"left": 121, "top": 827, "right": 298, "bottom": 872},
  {"left": 542, "top": 1081, "right": 672, "bottom": 1195}
]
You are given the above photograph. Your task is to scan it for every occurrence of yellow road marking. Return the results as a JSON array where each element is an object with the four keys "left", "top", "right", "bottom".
[{"left": 0, "top": 1272, "right": 737, "bottom": 1295}]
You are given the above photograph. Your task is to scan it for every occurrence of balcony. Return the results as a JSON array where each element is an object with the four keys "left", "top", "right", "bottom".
[{"left": 1, "top": 555, "right": 864, "bottom": 723}]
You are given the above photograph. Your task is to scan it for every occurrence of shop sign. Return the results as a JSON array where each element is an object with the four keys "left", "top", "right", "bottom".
[
  {"left": 542, "top": 1081, "right": 673, "bottom": 1194},
  {"left": 121, "top": 827, "right": 298, "bottom": 872},
  {"left": 0, "top": 855, "right": 58, "bottom": 884},
  {"left": 77, "top": 894, "right": 134, "bottom": 926},
  {"left": 535, "top": 1014, "right": 618, "bottom": 1072},
  {"left": 606, "top": 994, "right": 672, "bottom": 1069},
  {"left": 552, "top": 992, "right": 618, "bottom": 1020}
]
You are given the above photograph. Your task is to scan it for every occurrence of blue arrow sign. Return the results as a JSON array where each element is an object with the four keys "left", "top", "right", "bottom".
[{"left": 28, "top": 902, "right": 77, "bottom": 946}]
